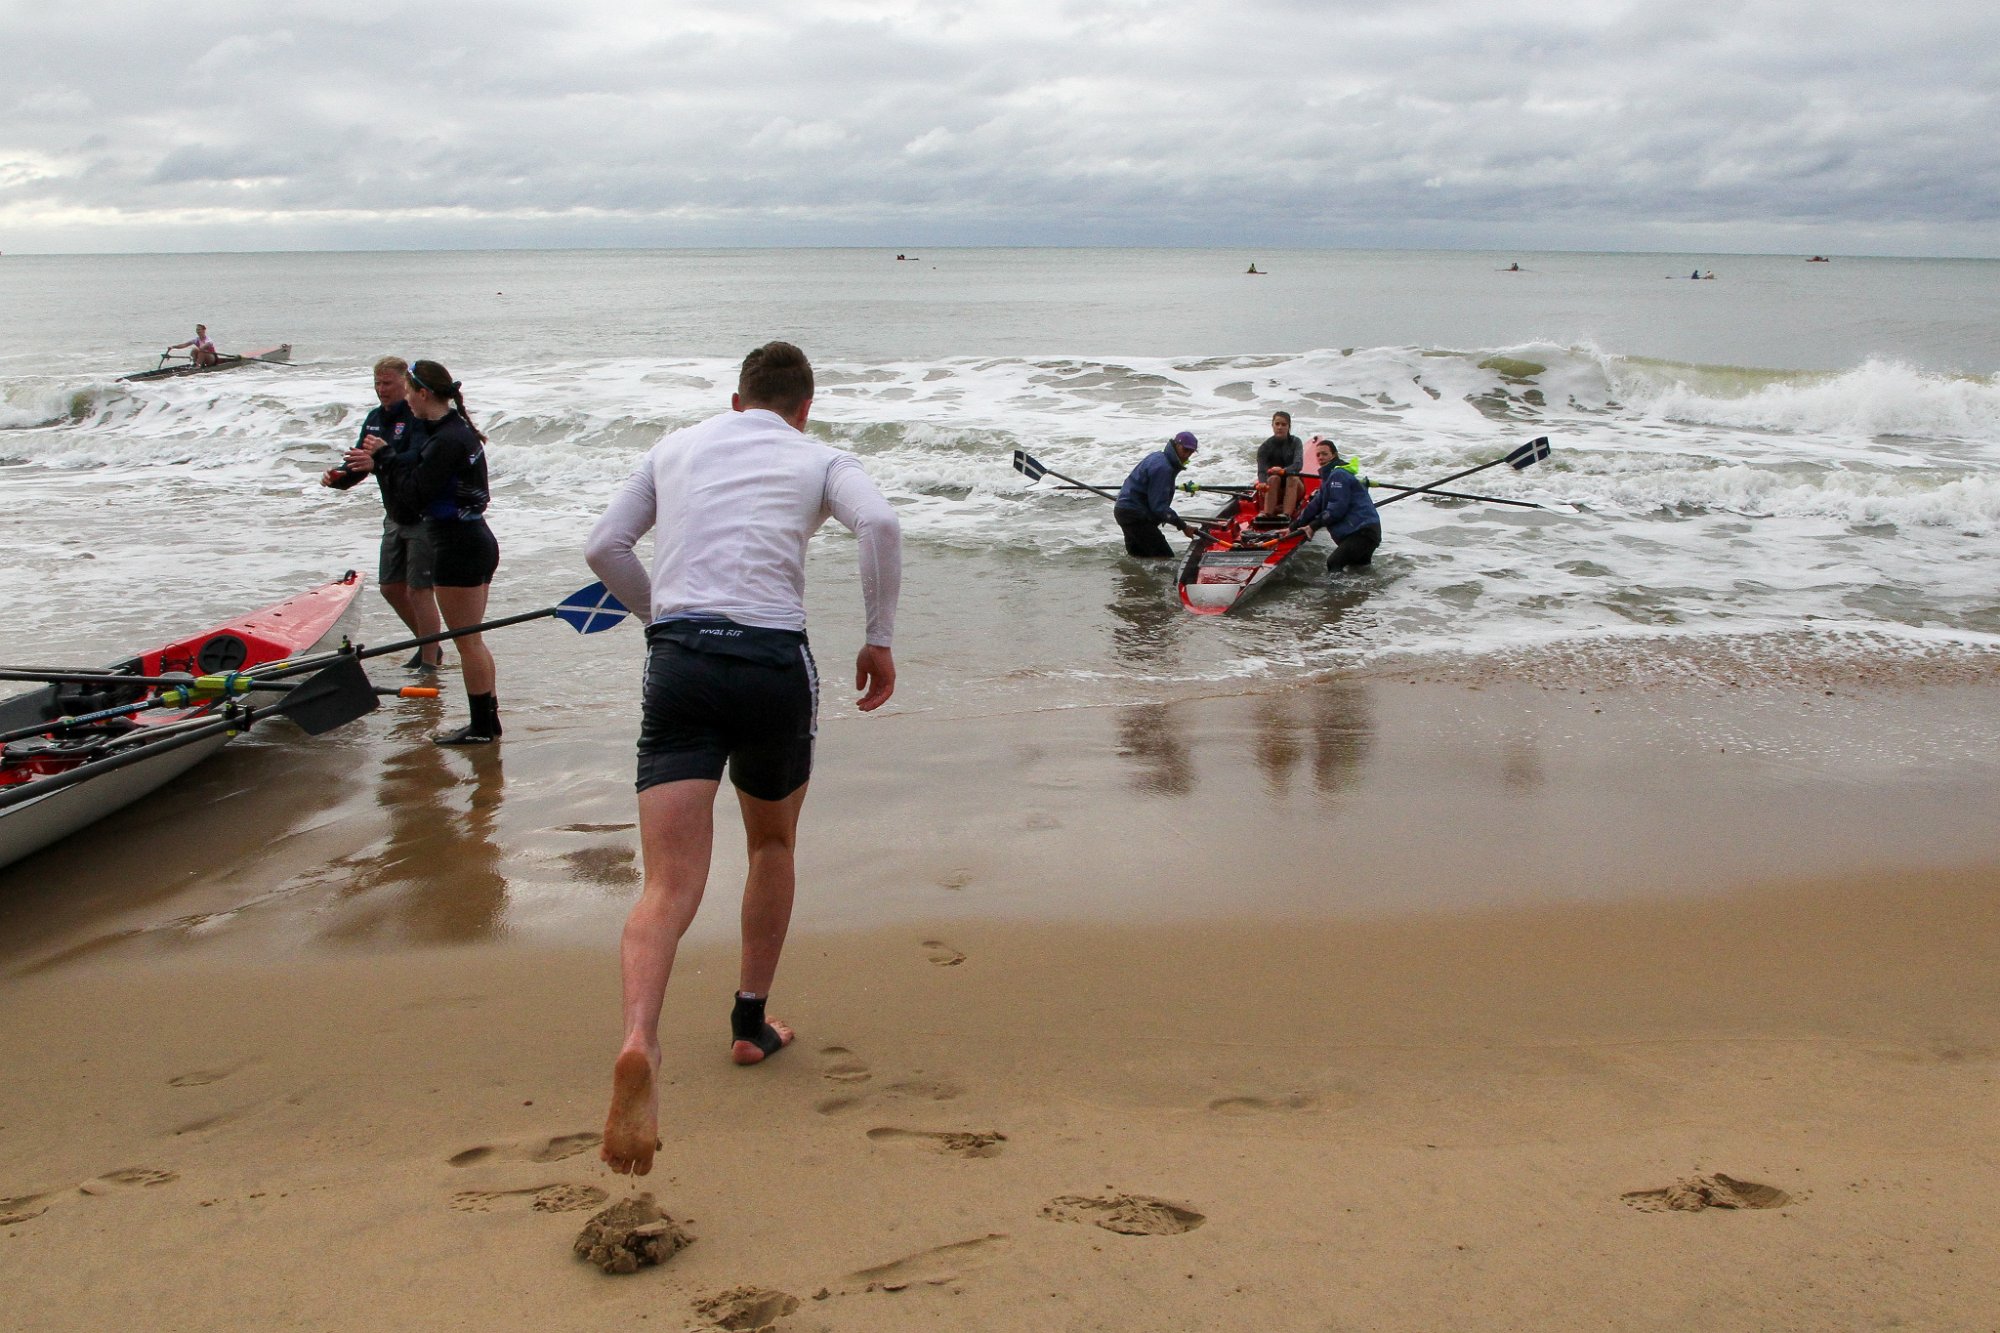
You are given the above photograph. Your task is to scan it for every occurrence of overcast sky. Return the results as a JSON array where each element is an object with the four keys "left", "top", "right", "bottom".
[{"left": 3, "top": 0, "right": 1995, "bottom": 256}]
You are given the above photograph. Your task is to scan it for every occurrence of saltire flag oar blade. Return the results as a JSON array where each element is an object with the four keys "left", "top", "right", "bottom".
[
  {"left": 1011, "top": 450, "right": 1122, "bottom": 503},
  {"left": 551, "top": 581, "right": 630, "bottom": 634},
  {"left": 1509, "top": 436, "right": 1552, "bottom": 469},
  {"left": 1375, "top": 436, "right": 1552, "bottom": 509},
  {"left": 252, "top": 582, "right": 637, "bottom": 682}
]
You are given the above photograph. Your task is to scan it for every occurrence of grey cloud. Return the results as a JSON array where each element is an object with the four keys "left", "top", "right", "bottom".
[{"left": 0, "top": 0, "right": 1995, "bottom": 254}]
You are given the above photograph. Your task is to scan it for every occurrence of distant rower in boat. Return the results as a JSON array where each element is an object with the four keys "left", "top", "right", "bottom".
[
  {"left": 165, "top": 323, "right": 219, "bottom": 367},
  {"left": 373, "top": 358, "right": 503, "bottom": 744},
  {"left": 584, "top": 339, "right": 903, "bottom": 1177},
  {"left": 1255, "top": 411, "right": 1305, "bottom": 522},
  {"left": 1112, "top": 431, "right": 1199, "bottom": 557},
  {"left": 1283, "top": 438, "right": 1382, "bottom": 572},
  {"left": 324, "top": 356, "right": 446, "bottom": 672}
]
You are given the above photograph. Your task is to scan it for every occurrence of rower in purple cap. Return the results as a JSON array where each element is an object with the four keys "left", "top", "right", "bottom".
[{"left": 1111, "top": 430, "right": 1200, "bottom": 557}]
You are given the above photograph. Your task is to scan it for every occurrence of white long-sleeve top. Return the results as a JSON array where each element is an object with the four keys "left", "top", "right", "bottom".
[{"left": 584, "top": 407, "right": 902, "bottom": 646}]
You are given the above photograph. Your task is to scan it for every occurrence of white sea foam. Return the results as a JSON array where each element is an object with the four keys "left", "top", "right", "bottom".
[{"left": 8, "top": 243, "right": 2000, "bottom": 715}]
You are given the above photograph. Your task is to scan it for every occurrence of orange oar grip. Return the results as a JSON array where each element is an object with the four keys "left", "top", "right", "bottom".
[{"left": 397, "top": 687, "right": 441, "bottom": 699}]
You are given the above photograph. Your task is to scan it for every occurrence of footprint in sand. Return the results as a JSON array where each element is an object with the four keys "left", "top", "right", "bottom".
[
  {"left": 78, "top": 1167, "right": 180, "bottom": 1196},
  {"left": 819, "top": 1046, "right": 873, "bottom": 1084},
  {"left": 1206, "top": 1091, "right": 1331, "bottom": 1115},
  {"left": 866, "top": 1128, "right": 1007, "bottom": 1159},
  {"left": 693, "top": 1287, "right": 800, "bottom": 1330},
  {"left": 452, "top": 1182, "right": 609, "bottom": 1214},
  {"left": 922, "top": 939, "right": 966, "bottom": 967},
  {"left": 448, "top": 1131, "right": 601, "bottom": 1167},
  {"left": 1022, "top": 811, "right": 1061, "bottom": 831},
  {"left": 1040, "top": 1193, "right": 1205, "bottom": 1236},
  {"left": 937, "top": 868, "right": 973, "bottom": 890},
  {"left": 1621, "top": 1173, "right": 1791, "bottom": 1213},
  {"left": 558, "top": 822, "right": 636, "bottom": 834},
  {"left": 401, "top": 993, "right": 485, "bottom": 1014},
  {"left": 885, "top": 1078, "right": 962, "bottom": 1102},
  {"left": 1, "top": 1190, "right": 53, "bottom": 1225},
  {"left": 5, "top": 1167, "right": 180, "bottom": 1222},
  {"left": 845, "top": 1234, "right": 1011, "bottom": 1292},
  {"left": 168, "top": 1060, "right": 256, "bottom": 1088}
]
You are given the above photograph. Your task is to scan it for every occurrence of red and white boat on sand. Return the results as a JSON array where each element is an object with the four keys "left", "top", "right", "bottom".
[{"left": 0, "top": 572, "right": 364, "bottom": 869}]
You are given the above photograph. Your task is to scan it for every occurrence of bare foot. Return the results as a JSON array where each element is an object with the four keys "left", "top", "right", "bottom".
[
  {"left": 732, "top": 1017, "right": 795, "bottom": 1066},
  {"left": 602, "top": 1048, "right": 660, "bottom": 1175}
]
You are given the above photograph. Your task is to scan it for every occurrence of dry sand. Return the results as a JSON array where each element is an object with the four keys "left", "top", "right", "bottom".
[{"left": 3, "top": 676, "right": 1998, "bottom": 1331}]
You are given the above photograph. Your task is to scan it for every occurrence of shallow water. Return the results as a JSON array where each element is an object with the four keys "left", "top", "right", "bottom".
[{"left": 3, "top": 247, "right": 1999, "bottom": 942}]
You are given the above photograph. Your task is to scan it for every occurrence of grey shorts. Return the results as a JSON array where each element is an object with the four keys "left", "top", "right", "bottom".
[{"left": 379, "top": 516, "right": 436, "bottom": 590}]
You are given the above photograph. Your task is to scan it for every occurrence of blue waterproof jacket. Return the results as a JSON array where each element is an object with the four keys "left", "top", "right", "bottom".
[
  {"left": 1113, "top": 446, "right": 1187, "bottom": 526},
  {"left": 1291, "top": 462, "right": 1380, "bottom": 540}
]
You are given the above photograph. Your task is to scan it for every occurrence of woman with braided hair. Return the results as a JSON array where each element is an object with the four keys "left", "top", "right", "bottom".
[{"left": 372, "top": 358, "right": 504, "bottom": 745}]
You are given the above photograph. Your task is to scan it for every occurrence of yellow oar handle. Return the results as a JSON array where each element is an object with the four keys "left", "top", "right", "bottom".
[{"left": 157, "top": 673, "right": 261, "bottom": 704}]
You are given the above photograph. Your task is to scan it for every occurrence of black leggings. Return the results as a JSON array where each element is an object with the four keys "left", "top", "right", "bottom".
[
  {"left": 1114, "top": 510, "right": 1176, "bottom": 558},
  {"left": 1326, "top": 523, "right": 1382, "bottom": 571}
]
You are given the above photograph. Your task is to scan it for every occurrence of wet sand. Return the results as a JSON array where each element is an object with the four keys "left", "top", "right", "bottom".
[{"left": 3, "top": 675, "right": 1999, "bottom": 1329}]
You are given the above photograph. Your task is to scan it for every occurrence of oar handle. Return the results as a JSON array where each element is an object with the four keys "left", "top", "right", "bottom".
[{"left": 0, "top": 710, "right": 245, "bottom": 813}]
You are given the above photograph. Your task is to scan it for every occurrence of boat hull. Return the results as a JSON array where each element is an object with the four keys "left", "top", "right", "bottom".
[
  {"left": 0, "top": 571, "right": 361, "bottom": 869},
  {"left": 1175, "top": 477, "right": 1321, "bottom": 615},
  {"left": 119, "top": 344, "right": 292, "bottom": 382}
]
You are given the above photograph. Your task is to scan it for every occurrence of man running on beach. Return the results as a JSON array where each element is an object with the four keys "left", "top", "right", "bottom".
[{"left": 584, "top": 340, "right": 902, "bottom": 1176}]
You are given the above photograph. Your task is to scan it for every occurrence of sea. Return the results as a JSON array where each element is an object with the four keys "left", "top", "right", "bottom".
[
  {"left": 4, "top": 246, "right": 2000, "bottom": 947},
  {"left": 4, "top": 246, "right": 1997, "bottom": 714}
]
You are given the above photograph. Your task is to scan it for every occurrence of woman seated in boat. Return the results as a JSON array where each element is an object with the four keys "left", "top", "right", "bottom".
[
  {"left": 1254, "top": 411, "right": 1306, "bottom": 523},
  {"left": 368, "top": 358, "right": 504, "bottom": 745},
  {"left": 1283, "top": 438, "right": 1381, "bottom": 572},
  {"left": 166, "top": 323, "right": 219, "bottom": 367}
]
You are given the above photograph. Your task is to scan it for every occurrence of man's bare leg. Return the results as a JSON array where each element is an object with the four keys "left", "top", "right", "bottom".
[
  {"left": 602, "top": 778, "right": 719, "bottom": 1176},
  {"left": 731, "top": 783, "right": 808, "bottom": 1064},
  {"left": 381, "top": 581, "right": 447, "bottom": 667}
]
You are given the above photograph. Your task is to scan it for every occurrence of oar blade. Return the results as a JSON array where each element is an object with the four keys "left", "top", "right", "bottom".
[
  {"left": 551, "top": 581, "right": 631, "bottom": 634},
  {"left": 1508, "top": 436, "right": 1551, "bottom": 470},
  {"left": 1012, "top": 449, "right": 1048, "bottom": 482},
  {"left": 276, "top": 657, "right": 380, "bottom": 736}
]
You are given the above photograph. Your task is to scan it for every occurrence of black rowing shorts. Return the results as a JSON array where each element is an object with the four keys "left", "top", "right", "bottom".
[
  {"left": 427, "top": 517, "right": 500, "bottom": 588},
  {"left": 636, "top": 618, "right": 818, "bottom": 802}
]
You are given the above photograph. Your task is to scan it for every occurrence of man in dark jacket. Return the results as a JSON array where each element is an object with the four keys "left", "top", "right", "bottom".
[
  {"left": 1286, "top": 438, "right": 1382, "bottom": 571},
  {"left": 321, "top": 356, "right": 445, "bottom": 670},
  {"left": 1112, "top": 431, "right": 1199, "bottom": 557}
]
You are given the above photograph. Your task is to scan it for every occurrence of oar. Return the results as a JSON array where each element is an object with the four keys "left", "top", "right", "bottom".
[
  {"left": 1012, "top": 450, "right": 1121, "bottom": 503},
  {"left": 1369, "top": 481, "right": 1545, "bottom": 510},
  {"left": 1084, "top": 476, "right": 1544, "bottom": 509},
  {"left": 0, "top": 659, "right": 382, "bottom": 814},
  {"left": 1373, "top": 437, "right": 1550, "bottom": 509},
  {"left": 256, "top": 581, "right": 631, "bottom": 682},
  {"left": 0, "top": 676, "right": 433, "bottom": 747}
]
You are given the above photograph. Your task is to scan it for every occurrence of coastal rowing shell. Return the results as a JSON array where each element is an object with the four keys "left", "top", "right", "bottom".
[
  {"left": 118, "top": 344, "right": 293, "bottom": 382},
  {"left": 1175, "top": 476, "right": 1321, "bottom": 615},
  {"left": 0, "top": 571, "right": 360, "bottom": 869}
]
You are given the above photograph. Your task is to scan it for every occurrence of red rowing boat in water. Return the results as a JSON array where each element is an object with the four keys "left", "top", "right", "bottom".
[
  {"left": 0, "top": 572, "right": 363, "bottom": 868},
  {"left": 1176, "top": 475, "right": 1323, "bottom": 615}
]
